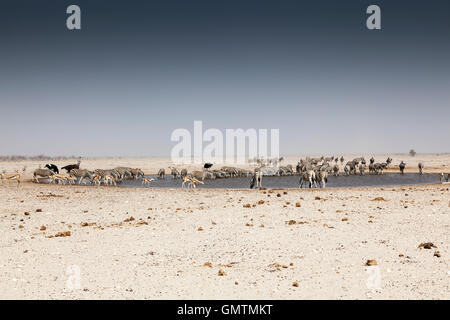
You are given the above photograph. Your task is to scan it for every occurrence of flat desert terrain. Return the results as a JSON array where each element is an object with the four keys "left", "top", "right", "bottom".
[{"left": 0, "top": 155, "right": 449, "bottom": 299}]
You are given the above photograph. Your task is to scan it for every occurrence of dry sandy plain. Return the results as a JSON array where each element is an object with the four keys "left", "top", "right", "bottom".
[{"left": 0, "top": 154, "right": 449, "bottom": 299}]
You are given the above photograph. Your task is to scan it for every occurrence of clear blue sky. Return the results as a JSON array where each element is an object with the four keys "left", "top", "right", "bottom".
[{"left": 0, "top": 0, "right": 449, "bottom": 157}]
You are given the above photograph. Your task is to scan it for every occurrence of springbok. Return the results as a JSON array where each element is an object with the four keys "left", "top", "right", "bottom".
[
  {"left": 142, "top": 177, "right": 155, "bottom": 187},
  {"left": 2, "top": 170, "right": 21, "bottom": 185}
]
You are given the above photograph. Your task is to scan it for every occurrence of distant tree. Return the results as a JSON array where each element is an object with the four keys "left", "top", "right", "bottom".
[{"left": 409, "top": 149, "right": 417, "bottom": 157}]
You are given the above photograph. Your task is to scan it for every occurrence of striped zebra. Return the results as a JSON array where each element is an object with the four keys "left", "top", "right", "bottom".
[
  {"left": 299, "top": 169, "right": 316, "bottom": 188},
  {"left": 315, "top": 169, "right": 328, "bottom": 188},
  {"left": 157, "top": 168, "right": 165, "bottom": 179},
  {"left": 169, "top": 167, "right": 180, "bottom": 179},
  {"left": 94, "top": 169, "right": 122, "bottom": 183},
  {"left": 70, "top": 169, "right": 94, "bottom": 185},
  {"left": 33, "top": 168, "right": 54, "bottom": 183},
  {"left": 114, "top": 167, "right": 133, "bottom": 180},
  {"left": 418, "top": 162, "right": 424, "bottom": 175},
  {"left": 130, "top": 168, "right": 144, "bottom": 180}
]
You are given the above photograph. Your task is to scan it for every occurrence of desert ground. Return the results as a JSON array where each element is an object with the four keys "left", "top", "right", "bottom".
[{"left": 0, "top": 155, "right": 449, "bottom": 299}]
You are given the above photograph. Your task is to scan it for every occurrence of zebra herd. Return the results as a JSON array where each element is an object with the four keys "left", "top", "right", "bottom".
[{"left": 33, "top": 163, "right": 146, "bottom": 186}]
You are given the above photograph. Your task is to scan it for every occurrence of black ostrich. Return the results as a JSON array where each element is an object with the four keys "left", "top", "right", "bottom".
[
  {"left": 45, "top": 164, "right": 59, "bottom": 174},
  {"left": 204, "top": 163, "right": 213, "bottom": 169},
  {"left": 62, "top": 159, "right": 81, "bottom": 173}
]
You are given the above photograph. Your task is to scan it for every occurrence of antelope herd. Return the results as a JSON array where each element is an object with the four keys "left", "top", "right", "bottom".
[{"left": 1, "top": 156, "right": 449, "bottom": 189}]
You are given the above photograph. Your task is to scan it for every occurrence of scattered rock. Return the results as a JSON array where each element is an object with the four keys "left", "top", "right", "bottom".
[
  {"left": 218, "top": 269, "right": 226, "bottom": 276},
  {"left": 203, "top": 262, "right": 213, "bottom": 267},
  {"left": 295, "top": 202, "right": 301, "bottom": 207},
  {"left": 40, "top": 226, "right": 46, "bottom": 231},
  {"left": 371, "top": 197, "right": 387, "bottom": 202},
  {"left": 243, "top": 204, "right": 251, "bottom": 208},
  {"left": 434, "top": 251, "right": 441, "bottom": 258},
  {"left": 35, "top": 209, "right": 42, "bottom": 213},
  {"left": 292, "top": 281, "right": 299, "bottom": 287},
  {"left": 418, "top": 242, "right": 437, "bottom": 249},
  {"left": 54, "top": 231, "right": 71, "bottom": 237},
  {"left": 197, "top": 227, "right": 204, "bottom": 231},
  {"left": 366, "top": 259, "right": 378, "bottom": 266}
]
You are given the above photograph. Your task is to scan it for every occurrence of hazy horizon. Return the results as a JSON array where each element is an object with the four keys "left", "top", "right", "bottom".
[{"left": 1, "top": 0, "right": 449, "bottom": 157}]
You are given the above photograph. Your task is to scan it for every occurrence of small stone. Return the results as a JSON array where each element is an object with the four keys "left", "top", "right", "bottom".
[{"left": 366, "top": 259, "right": 378, "bottom": 266}]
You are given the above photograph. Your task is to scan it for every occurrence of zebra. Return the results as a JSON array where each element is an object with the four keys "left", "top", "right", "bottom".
[
  {"left": 221, "top": 166, "right": 238, "bottom": 177},
  {"left": 332, "top": 164, "right": 339, "bottom": 176},
  {"left": 191, "top": 170, "right": 204, "bottom": 181},
  {"left": 359, "top": 163, "right": 366, "bottom": 175},
  {"left": 70, "top": 169, "right": 94, "bottom": 185},
  {"left": 344, "top": 161, "right": 357, "bottom": 175},
  {"left": 95, "top": 169, "right": 122, "bottom": 183},
  {"left": 169, "top": 167, "right": 180, "bottom": 179},
  {"left": 202, "top": 170, "right": 216, "bottom": 180},
  {"left": 386, "top": 157, "right": 393, "bottom": 167},
  {"left": 114, "top": 167, "right": 134, "bottom": 180},
  {"left": 340, "top": 156, "right": 344, "bottom": 165},
  {"left": 370, "top": 157, "right": 375, "bottom": 164},
  {"left": 315, "top": 169, "right": 328, "bottom": 188},
  {"left": 33, "top": 168, "right": 54, "bottom": 183},
  {"left": 130, "top": 168, "right": 144, "bottom": 180},
  {"left": 180, "top": 168, "right": 188, "bottom": 179},
  {"left": 399, "top": 161, "right": 406, "bottom": 174},
  {"left": 157, "top": 168, "right": 165, "bottom": 179},
  {"left": 373, "top": 163, "right": 387, "bottom": 175},
  {"left": 250, "top": 169, "right": 263, "bottom": 189},
  {"left": 299, "top": 169, "right": 316, "bottom": 188},
  {"left": 213, "top": 170, "right": 228, "bottom": 178},
  {"left": 418, "top": 162, "right": 424, "bottom": 175}
]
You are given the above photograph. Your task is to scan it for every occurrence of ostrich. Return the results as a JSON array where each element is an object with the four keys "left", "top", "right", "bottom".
[
  {"left": 62, "top": 159, "right": 81, "bottom": 173},
  {"left": 45, "top": 164, "right": 59, "bottom": 174}
]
